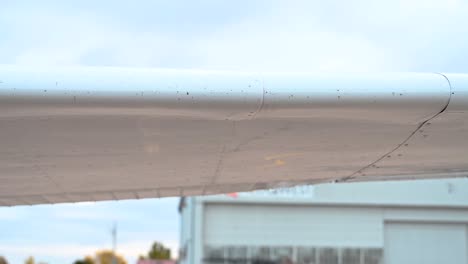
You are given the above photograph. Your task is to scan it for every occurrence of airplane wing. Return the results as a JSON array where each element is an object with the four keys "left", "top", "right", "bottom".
[{"left": 0, "top": 65, "right": 467, "bottom": 206}]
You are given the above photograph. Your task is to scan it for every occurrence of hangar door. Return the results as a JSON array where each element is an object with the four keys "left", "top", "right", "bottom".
[
  {"left": 204, "top": 203, "right": 382, "bottom": 247},
  {"left": 384, "top": 222, "right": 467, "bottom": 264}
]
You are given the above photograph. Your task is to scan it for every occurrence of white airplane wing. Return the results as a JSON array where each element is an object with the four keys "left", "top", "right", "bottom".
[{"left": 0, "top": 65, "right": 467, "bottom": 205}]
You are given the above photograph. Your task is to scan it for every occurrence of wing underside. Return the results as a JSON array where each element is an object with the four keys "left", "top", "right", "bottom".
[{"left": 0, "top": 66, "right": 467, "bottom": 205}]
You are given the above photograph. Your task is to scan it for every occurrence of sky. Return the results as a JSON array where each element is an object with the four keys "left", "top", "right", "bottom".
[
  {"left": 0, "top": 199, "right": 180, "bottom": 264},
  {"left": 1, "top": 0, "right": 468, "bottom": 263}
]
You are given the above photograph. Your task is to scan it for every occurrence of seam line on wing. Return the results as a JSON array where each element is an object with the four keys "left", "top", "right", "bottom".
[
  {"left": 250, "top": 77, "right": 265, "bottom": 119},
  {"left": 202, "top": 144, "right": 227, "bottom": 195},
  {"left": 337, "top": 73, "right": 453, "bottom": 182}
]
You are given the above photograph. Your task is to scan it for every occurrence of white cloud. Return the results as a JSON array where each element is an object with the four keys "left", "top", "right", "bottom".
[
  {"left": 192, "top": 19, "right": 393, "bottom": 72},
  {"left": 3, "top": 0, "right": 468, "bottom": 72}
]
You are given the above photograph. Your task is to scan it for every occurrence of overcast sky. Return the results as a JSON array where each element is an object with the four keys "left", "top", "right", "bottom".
[
  {"left": 1, "top": 0, "right": 468, "bottom": 263},
  {"left": 1, "top": 0, "right": 468, "bottom": 72}
]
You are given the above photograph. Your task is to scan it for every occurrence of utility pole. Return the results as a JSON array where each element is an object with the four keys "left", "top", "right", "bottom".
[{"left": 112, "top": 222, "right": 117, "bottom": 264}]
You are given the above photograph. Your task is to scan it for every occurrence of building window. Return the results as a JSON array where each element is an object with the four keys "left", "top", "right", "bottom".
[
  {"left": 363, "top": 249, "right": 382, "bottom": 264},
  {"left": 227, "top": 247, "right": 247, "bottom": 264},
  {"left": 204, "top": 245, "right": 383, "bottom": 264},
  {"left": 271, "top": 247, "right": 293, "bottom": 264},
  {"left": 318, "top": 248, "right": 338, "bottom": 264},
  {"left": 341, "top": 248, "right": 360, "bottom": 264},
  {"left": 297, "top": 247, "right": 316, "bottom": 264},
  {"left": 204, "top": 246, "right": 225, "bottom": 264}
]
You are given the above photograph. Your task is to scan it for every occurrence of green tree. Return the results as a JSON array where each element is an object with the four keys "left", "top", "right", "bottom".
[
  {"left": 73, "top": 256, "right": 94, "bottom": 264},
  {"left": 147, "top": 242, "right": 171, "bottom": 260}
]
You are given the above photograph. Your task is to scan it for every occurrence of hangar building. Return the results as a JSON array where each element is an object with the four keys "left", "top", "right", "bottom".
[{"left": 179, "top": 178, "right": 468, "bottom": 264}]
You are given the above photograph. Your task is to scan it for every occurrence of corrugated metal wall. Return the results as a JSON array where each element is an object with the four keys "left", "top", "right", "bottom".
[{"left": 204, "top": 204, "right": 383, "bottom": 247}]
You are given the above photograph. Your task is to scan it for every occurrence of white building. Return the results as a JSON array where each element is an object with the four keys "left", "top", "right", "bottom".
[{"left": 179, "top": 178, "right": 468, "bottom": 264}]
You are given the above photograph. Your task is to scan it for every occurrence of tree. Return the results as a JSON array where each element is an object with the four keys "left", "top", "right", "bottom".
[
  {"left": 25, "top": 257, "right": 34, "bottom": 264},
  {"left": 74, "top": 252, "right": 126, "bottom": 264},
  {"left": 147, "top": 242, "right": 171, "bottom": 260},
  {"left": 0, "top": 256, "right": 8, "bottom": 264},
  {"left": 95, "top": 250, "right": 127, "bottom": 264},
  {"left": 73, "top": 256, "right": 94, "bottom": 264}
]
